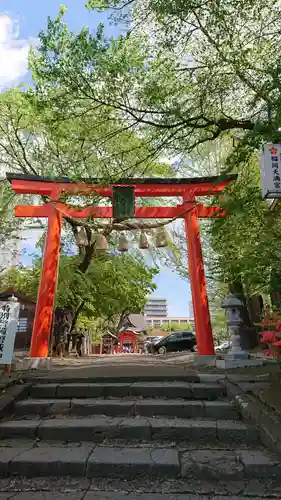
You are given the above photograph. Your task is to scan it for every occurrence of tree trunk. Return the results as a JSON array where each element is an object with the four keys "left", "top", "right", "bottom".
[
  {"left": 246, "top": 295, "right": 264, "bottom": 325},
  {"left": 78, "top": 228, "right": 113, "bottom": 274},
  {"left": 271, "top": 291, "right": 281, "bottom": 310},
  {"left": 228, "top": 280, "right": 244, "bottom": 296},
  {"left": 69, "top": 300, "right": 85, "bottom": 333},
  {"left": 269, "top": 269, "right": 281, "bottom": 312},
  {"left": 116, "top": 311, "right": 132, "bottom": 332}
]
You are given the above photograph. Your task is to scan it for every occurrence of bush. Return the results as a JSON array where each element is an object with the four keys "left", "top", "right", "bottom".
[{"left": 259, "top": 311, "right": 281, "bottom": 361}]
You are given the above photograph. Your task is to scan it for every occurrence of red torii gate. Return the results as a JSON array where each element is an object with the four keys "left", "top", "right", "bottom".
[{"left": 7, "top": 173, "right": 237, "bottom": 359}]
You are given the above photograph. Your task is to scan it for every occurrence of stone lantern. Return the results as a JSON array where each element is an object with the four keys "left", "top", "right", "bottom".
[
  {"left": 221, "top": 293, "right": 247, "bottom": 360},
  {"left": 216, "top": 293, "right": 263, "bottom": 369}
]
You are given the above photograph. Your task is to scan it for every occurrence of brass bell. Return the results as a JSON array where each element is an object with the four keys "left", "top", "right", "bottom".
[
  {"left": 75, "top": 227, "right": 88, "bottom": 247},
  {"left": 139, "top": 230, "right": 149, "bottom": 250},
  {"left": 155, "top": 227, "right": 169, "bottom": 248},
  {"left": 118, "top": 233, "right": 129, "bottom": 252},
  {"left": 95, "top": 233, "right": 108, "bottom": 251}
]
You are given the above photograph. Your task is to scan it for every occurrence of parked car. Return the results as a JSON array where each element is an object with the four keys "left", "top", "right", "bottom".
[
  {"left": 144, "top": 336, "right": 163, "bottom": 353},
  {"left": 144, "top": 336, "right": 162, "bottom": 344},
  {"left": 146, "top": 331, "right": 196, "bottom": 355}
]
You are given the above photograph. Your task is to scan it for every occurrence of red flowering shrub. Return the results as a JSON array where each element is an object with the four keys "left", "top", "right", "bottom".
[
  {"left": 259, "top": 311, "right": 281, "bottom": 361},
  {"left": 260, "top": 331, "right": 277, "bottom": 344}
]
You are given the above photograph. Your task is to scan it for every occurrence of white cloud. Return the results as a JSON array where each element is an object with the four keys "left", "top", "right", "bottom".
[{"left": 0, "top": 14, "right": 33, "bottom": 90}]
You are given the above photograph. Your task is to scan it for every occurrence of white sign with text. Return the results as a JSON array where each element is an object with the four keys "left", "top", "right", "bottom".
[
  {"left": 260, "top": 144, "right": 281, "bottom": 198},
  {"left": 0, "top": 299, "right": 20, "bottom": 365}
]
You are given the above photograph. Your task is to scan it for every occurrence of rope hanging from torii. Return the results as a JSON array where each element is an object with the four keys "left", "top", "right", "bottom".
[{"left": 48, "top": 199, "right": 202, "bottom": 232}]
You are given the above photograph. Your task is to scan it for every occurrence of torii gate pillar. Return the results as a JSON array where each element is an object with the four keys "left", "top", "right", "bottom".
[
  {"left": 185, "top": 208, "right": 215, "bottom": 355},
  {"left": 29, "top": 207, "right": 62, "bottom": 358}
]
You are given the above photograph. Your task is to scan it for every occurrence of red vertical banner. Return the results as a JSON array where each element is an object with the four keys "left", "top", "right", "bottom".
[
  {"left": 185, "top": 208, "right": 215, "bottom": 355},
  {"left": 29, "top": 208, "right": 62, "bottom": 358}
]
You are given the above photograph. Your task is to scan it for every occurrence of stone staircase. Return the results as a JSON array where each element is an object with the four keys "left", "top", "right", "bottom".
[{"left": 0, "top": 374, "right": 281, "bottom": 498}]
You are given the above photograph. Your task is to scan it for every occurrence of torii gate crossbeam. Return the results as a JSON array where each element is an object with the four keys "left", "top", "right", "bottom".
[{"left": 7, "top": 173, "right": 237, "bottom": 360}]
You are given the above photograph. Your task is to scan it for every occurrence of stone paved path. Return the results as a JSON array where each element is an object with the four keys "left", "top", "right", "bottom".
[
  {"left": 17, "top": 353, "right": 198, "bottom": 380},
  {"left": 12, "top": 351, "right": 276, "bottom": 379}
]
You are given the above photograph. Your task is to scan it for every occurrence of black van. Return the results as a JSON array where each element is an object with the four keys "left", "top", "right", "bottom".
[{"left": 146, "top": 331, "right": 196, "bottom": 355}]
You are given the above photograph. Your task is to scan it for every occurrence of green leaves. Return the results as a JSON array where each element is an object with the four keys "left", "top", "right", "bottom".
[
  {"left": 3, "top": 0, "right": 281, "bottom": 312},
  {"left": 0, "top": 181, "right": 22, "bottom": 257},
  {"left": 86, "top": 0, "right": 111, "bottom": 8},
  {"left": 209, "top": 155, "right": 281, "bottom": 295},
  {"left": 80, "top": 0, "right": 281, "bottom": 157},
  {"left": 5, "top": 0, "right": 281, "bottom": 174}
]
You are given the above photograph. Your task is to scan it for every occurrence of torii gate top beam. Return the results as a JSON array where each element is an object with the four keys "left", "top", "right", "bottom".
[{"left": 7, "top": 173, "right": 237, "bottom": 199}]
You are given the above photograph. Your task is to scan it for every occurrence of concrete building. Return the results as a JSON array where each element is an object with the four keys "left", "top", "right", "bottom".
[
  {"left": 144, "top": 298, "right": 168, "bottom": 317},
  {"left": 144, "top": 298, "right": 194, "bottom": 330},
  {"left": 145, "top": 317, "right": 195, "bottom": 330}
]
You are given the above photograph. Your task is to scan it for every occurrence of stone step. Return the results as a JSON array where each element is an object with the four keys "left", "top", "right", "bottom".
[
  {"left": 0, "top": 443, "right": 178, "bottom": 479},
  {"left": 0, "top": 443, "right": 279, "bottom": 481},
  {"left": 0, "top": 493, "right": 274, "bottom": 500},
  {"left": 0, "top": 416, "right": 258, "bottom": 443},
  {"left": 14, "top": 398, "right": 238, "bottom": 420},
  {"left": 25, "top": 373, "right": 206, "bottom": 384},
  {"left": 29, "top": 382, "right": 225, "bottom": 400},
  {"left": 1, "top": 475, "right": 281, "bottom": 498}
]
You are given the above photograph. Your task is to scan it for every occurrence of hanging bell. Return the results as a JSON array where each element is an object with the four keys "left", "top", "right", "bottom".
[
  {"left": 155, "top": 227, "right": 169, "bottom": 248},
  {"left": 90, "top": 230, "right": 96, "bottom": 245},
  {"left": 95, "top": 233, "right": 108, "bottom": 251},
  {"left": 75, "top": 227, "right": 88, "bottom": 247},
  {"left": 139, "top": 230, "right": 149, "bottom": 250},
  {"left": 118, "top": 233, "right": 129, "bottom": 252}
]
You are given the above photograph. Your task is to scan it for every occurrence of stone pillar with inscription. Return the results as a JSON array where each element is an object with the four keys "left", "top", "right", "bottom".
[{"left": 0, "top": 296, "right": 20, "bottom": 367}]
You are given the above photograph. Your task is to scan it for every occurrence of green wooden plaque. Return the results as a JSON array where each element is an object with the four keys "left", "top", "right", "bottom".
[{"left": 112, "top": 186, "right": 135, "bottom": 219}]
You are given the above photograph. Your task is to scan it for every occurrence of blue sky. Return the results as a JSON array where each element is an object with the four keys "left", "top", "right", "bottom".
[{"left": 0, "top": 0, "right": 192, "bottom": 317}]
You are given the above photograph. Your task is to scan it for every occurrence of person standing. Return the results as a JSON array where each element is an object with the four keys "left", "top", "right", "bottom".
[{"left": 76, "top": 329, "right": 85, "bottom": 357}]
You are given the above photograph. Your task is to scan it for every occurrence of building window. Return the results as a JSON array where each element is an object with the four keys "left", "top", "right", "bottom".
[{"left": 17, "top": 317, "right": 28, "bottom": 333}]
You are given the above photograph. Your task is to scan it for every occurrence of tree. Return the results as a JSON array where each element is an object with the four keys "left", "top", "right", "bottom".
[
  {"left": 4, "top": 1, "right": 281, "bottom": 335},
  {"left": 208, "top": 155, "right": 281, "bottom": 333},
  {"left": 76, "top": 316, "right": 107, "bottom": 343},
  {"left": 0, "top": 180, "right": 23, "bottom": 273},
  {"left": 0, "top": 84, "right": 175, "bottom": 278},
  {"left": 0, "top": 11, "right": 178, "bottom": 338},
  {"left": 29, "top": 1, "right": 281, "bottom": 162},
  {"left": 0, "top": 181, "right": 17, "bottom": 242},
  {"left": 24, "top": 3, "right": 281, "bottom": 294},
  {"left": 159, "top": 321, "right": 193, "bottom": 332},
  {"left": 208, "top": 286, "right": 228, "bottom": 345},
  {"left": 0, "top": 252, "right": 158, "bottom": 333}
]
